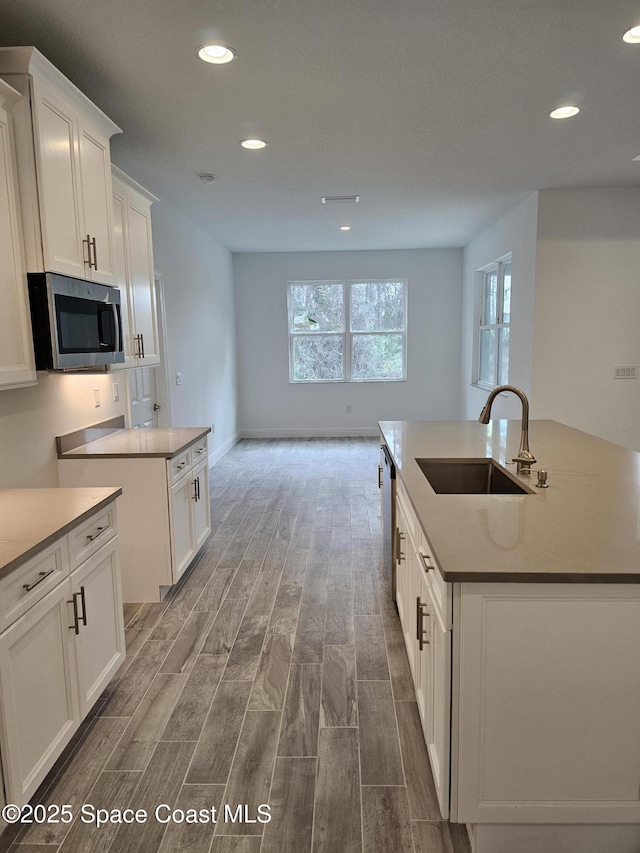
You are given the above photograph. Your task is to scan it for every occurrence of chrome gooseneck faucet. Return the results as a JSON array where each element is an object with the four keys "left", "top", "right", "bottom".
[{"left": 478, "top": 385, "right": 536, "bottom": 475}]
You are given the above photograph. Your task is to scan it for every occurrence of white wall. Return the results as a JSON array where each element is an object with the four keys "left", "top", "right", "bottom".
[
  {"left": 459, "top": 193, "right": 539, "bottom": 422},
  {"left": 532, "top": 188, "right": 640, "bottom": 451},
  {"left": 233, "top": 249, "right": 462, "bottom": 436},
  {"left": 0, "top": 372, "right": 126, "bottom": 487},
  {"left": 151, "top": 201, "right": 238, "bottom": 461}
]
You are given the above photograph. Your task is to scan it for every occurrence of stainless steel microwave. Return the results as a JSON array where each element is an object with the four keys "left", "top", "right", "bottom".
[{"left": 28, "top": 273, "right": 125, "bottom": 370}]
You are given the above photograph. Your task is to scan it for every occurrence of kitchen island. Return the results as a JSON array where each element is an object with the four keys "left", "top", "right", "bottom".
[{"left": 379, "top": 419, "right": 640, "bottom": 853}]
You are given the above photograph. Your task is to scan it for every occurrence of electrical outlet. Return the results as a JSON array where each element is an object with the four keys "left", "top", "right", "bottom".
[
  {"left": 112, "top": 382, "right": 119, "bottom": 402},
  {"left": 175, "top": 372, "right": 183, "bottom": 386},
  {"left": 614, "top": 365, "right": 638, "bottom": 379},
  {"left": 94, "top": 388, "right": 101, "bottom": 407}
]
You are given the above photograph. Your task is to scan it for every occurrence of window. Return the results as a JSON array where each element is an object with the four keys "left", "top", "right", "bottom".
[
  {"left": 288, "top": 279, "right": 407, "bottom": 382},
  {"left": 474, "top": 255, "right": 511, "bottom": 389}
]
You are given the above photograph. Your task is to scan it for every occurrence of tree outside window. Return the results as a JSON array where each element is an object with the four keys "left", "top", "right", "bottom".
[{"left": 288, "top": 280, "right": 407, "bottom": 382}]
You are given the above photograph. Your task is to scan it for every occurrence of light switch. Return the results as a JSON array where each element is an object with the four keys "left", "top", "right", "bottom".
[{"left": 176, "top": 372, "right": 183, "bottom": 386}]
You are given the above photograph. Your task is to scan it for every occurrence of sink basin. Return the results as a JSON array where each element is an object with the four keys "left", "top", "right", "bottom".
[{"left": 416, "top": 458, "right": 534, "bottom": 495}]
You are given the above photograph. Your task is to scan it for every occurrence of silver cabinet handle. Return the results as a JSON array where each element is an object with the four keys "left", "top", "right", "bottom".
[
  {"left": 139, "top": 333, "right": 145, "bottom": 358},
  {"left": 378, "top": 464, "right": 383, "bottom": 489},
  {"left": 90, "top": 236, "right": 98, "bottom": 270},
  {"left": 192, "top": 478, "right": 199, "bottom": 501},
  {"left": 68, "top": 586, "right": 88, "bottom": 634},
  {"left": 176, "top": 461, "right": 188, "bottom": 471},
  {"left": 396, "top": 528, "right": 405, "bottom": 563},
  {"left": 419, "top": 551, "right": 433, "bottom": 573},
  {"left": 86, "top": 525, "right": 108, "bottom": 542},
  {"left": 194, "top": 446, "right": 206, "bottom": 455},
  {"left": 416, "top": 597, "right": 429, "bottom": 650},
  {"left": 23, "top": 569, "right": 54, "bottom": 592}
]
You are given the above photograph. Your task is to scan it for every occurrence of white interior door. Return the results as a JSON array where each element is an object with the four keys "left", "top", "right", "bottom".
[{"left": 127, "top": 366, "right": 158, "bottom": 428}]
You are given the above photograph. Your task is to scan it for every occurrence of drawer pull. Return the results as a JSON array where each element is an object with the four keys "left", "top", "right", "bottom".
[
  {"left": 176, "top": 461, "right": 188, "bottom": 471},
  {"left": 378, "top": 464, "right": 383, "bottom": 489},
  {"left": 23, "top": 569, "right": 55, "bottom": 592},
  {"left": 194, "top": 446, "right": 206, "bottom": 455},
  {"left": 396, "top": 528, "right": 405, "bottom": 563},
  {"left": 419, "top": 552, "right": 433, "bottom": 573},
  {"left": 86, "top": 525, "right": 108, "bottom": 542}
]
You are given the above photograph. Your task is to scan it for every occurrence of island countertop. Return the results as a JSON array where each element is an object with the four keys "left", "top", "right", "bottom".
[
  {"left": 379, "top": 419, "right": 640, "bottom": 583},
  {"left": 0, "top": 487, "right": 122, "bottom": 577}
]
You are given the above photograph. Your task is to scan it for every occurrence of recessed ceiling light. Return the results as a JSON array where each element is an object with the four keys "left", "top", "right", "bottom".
[
  {"left": 240, "top": 139, "right": 267, "bottom": 150},
  {"left": 340, "top": 225, "right": 351, "bottom": 231},
  {"left": 198, "top": 173, "right": 216, "bottom": 184},
  {"left": 622, "top": 26, "right": 640, "bottom": 43},
  {"left": 197, "top": 44, "right": 236, "bottom": 64},
  {"left": 549, "top": 105, "right": 580, "bottom": 120}
]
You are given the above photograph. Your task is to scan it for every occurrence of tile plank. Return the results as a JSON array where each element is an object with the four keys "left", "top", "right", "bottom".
[
  {"left": 320, "top": 645, "right": 357, "bottom": 727},
  {"left": 161, "top": 654, "right": 227, "bottom": 741},
  {"left": 312, "top": 728, "right": 362, "bottom": 853},
  {"left": 278, "top": 664, "right": 322, "bottom": 757},
  {"left": 201, "top": 597, "right": 247, "bottom": 655},
  {"left": 157, "top": 784, "right": 225, "bottom": 853},
  {"left": 160, "top": 610, "right": 216, "bottom": 674},
  {"left": 291, "top": 605, "right": 326, "bottom": 664},
  {"left": 248, "top": 633, "right": 294, "bottom": 711},
  {"left": 354, "top": 614, "right": 390, "bottom": 680},
  {"left": 362, "top": 785, "right": 415, "bottom": 853},
  {"left": 219, "top": 711, "right": 281, "bottom": 836},
  {"left": 395, "top": 700, "right": 441, "bottom": 820},
  {"left": 223, "top": 615, "right": 269, "bottom": 681},
  {"left": 261, "top": 757, "right": 316, "bottom": 853},
  {"left": 358, "top": 680, "right": 405, "bottom": 785},
  {"left": 186, "top": 681, "right": 251, "bottom": 784}
]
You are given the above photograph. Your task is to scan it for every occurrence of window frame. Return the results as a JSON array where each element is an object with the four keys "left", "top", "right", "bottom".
[
  {"left": 287, "top": 279, "right": 408, "bottom": 384},
  {"left": 473, "top": 254, "right": 511, "bottom": 391}
]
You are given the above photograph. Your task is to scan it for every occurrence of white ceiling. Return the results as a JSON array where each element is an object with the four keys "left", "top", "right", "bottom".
[{"left": 1, "top": 0, "right": 639, "bottom": 253}]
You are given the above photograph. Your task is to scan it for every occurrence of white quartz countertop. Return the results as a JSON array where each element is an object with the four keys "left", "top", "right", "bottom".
[
  {"left": 379, "top": 419, "right": 640, "bottom": 582},
  {"left": 58, "top": 427, "right": 210, "bottom": 459},
  {"left": 0, "top": 487, "right": 122, "bottom": 577}
]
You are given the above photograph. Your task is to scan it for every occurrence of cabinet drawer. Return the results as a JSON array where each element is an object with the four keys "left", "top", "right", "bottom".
[
  {"left": 0, "top": 539, "right": 69, "bottom": 633},
  {"left": 169, "top": 449, "right": 191, "bottom": 483},
  {"left": 397, "top": 477, "right": 419, "bottom": 543},
  {"left": 68, "top": 505, "right": 117, "bottom": 569},
  {"left": 418, "top": 540, "right": 451, "bottom": 630},
  {"left": 190, "top": 437, "right": 208, "bottom": 466}
]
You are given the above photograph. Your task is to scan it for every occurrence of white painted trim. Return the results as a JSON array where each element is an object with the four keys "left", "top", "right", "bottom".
[
  {"left": 240, "top": 427, "right": 378, "bottom": 439},
  {"left": 209, "top": 431, "right": 241, "bottom": 465}
]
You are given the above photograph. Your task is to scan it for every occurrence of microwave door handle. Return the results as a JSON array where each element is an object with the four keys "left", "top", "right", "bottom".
[
  {"left": 112, "top": 303, "right": 122, "bottom": 354},
  {"left": 98, "top": 305, "right": 116, "bottom": 351}
]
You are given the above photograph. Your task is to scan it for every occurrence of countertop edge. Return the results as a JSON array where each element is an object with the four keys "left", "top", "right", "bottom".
[
  {"left": 58, "top": 427, "right": 212, "bottom": 460},
  {"left": 0, "top": 487, "right": 122, "bottom": 579}
]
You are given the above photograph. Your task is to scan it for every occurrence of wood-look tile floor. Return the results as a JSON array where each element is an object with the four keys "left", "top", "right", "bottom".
[{"left": 1, "top": 438, "right": 471, "bottom": 853}]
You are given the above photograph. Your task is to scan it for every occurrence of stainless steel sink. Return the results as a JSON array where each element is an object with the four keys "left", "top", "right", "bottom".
[{"left": 416, "top": 458, "right": 534, "bottom": 495}]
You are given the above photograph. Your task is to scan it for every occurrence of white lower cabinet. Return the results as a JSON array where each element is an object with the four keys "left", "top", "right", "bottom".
[
  {"left": 59, "top": 435, "right": 211, "bottom": 602},
  {"left": 69, "top": 539, "right": 125, "bottom": 718},
  {"left": 0, "top": 581, "right": 79, "bottom": 805},
  {"left": 395, "top": 480, "right": 452, "bottom": 820},
  {"left": 0, "top": 502, "right": 124, "bottom": 806}
]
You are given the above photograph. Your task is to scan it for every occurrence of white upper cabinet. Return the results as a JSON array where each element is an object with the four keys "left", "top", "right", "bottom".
[
  {"left": 0, "top": 79, "right": 36, "bottom": 389},
  {"left": 0, "top": 47, "right": 121, "bottom": 284},
  {"left": 111, "top": 166, "right": 160, "bottom": 368}
]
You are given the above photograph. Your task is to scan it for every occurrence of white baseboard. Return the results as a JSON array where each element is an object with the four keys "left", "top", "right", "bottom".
[
  {"left": 209, "top": 431, "right": 241, "bottom": 465},
  {"left": 239, "top": 427, "right": 379, "bottom": 439}
]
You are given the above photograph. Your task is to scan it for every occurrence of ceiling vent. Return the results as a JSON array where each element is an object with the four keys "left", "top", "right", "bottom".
[{"left": 321, "top": 195, "right": 360, "bottom": 204}]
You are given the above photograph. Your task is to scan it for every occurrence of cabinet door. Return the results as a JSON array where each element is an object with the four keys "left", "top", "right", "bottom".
[
  {"left": 0, "top": 95, "right": 36, "bottom": 389},
  {"left": 33, "top": 81, "right": 85, "bottom": 278},
  {"left": 128, "top": 201, "right": 160, "bottom": 365},
  {"left": 170, "top": 470, "right": 196, "bottom": 583},
  {"left": 78, "top": 119, "right": 115, "bottom": 284},
  {"left": 111, "top": 188, "right": 136, "bottom": 368},
  {"left": 192, "top": 457, "right": 211, "bottom": 551},
  {"left": 421, "top": 576, "right": 451, "bottom": 819},
  {"left": 0, "top": 580, "right": 79, "bottom": 805},
  {"left": 69, "top": 538, "right": 125, "bottom": 718}
]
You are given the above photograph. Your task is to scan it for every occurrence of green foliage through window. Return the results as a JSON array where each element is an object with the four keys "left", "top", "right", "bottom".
[{"left": 288, "top": 280, "right": 407, "bottom": 382}]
